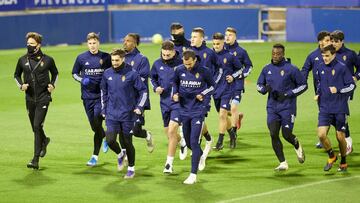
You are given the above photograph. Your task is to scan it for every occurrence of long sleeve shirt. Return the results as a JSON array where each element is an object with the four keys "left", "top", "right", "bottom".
[
  {"left": 172, "top": 63, "right": 215, "bottom": 117},
  {"left": 316, "top": 59, "right": 355, "bottom": 114},
  {"left": 101, "top": 63, "right": 147, "bottom": 122},
  {"left": 257, "top": 59, "right": 307, "bottom": 114},
  {"left": 72, "top": 50, "right": 111, "bottom": 100}
]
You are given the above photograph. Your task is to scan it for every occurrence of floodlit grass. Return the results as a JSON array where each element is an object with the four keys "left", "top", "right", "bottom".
[{"left": 1, "top": 42, "right": 360, "bottom": 202}]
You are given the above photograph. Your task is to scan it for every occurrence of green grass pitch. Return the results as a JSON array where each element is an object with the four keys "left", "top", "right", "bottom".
[{"left": 1, "top": 42, "right": 360, "bottom": 202}]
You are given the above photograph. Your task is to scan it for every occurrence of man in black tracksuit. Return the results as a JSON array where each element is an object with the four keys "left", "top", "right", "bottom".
[{"left": 14, "top": 32, "right": 59, "bottom": 169}]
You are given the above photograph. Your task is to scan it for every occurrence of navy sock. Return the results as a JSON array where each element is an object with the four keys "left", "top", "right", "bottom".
[
  {"left": 203, "top": 131, "right": 211, "bottom": 141},
  {"left": 340, "top": 156, "right": 346, "bottom": 164},
  {"left": 327, "top": 149, "right": 334, "bottom": 158},
  {"left": 218, "top": 133, "right": 224, "bottom": 143}
]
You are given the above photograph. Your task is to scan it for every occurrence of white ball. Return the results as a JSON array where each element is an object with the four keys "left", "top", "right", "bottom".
[{"left": 152, "top": 33, "right": 163, "bottom": 44}]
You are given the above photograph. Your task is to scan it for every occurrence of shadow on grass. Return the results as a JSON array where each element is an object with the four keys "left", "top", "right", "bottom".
[
  {"left": 72, "top": 162, "right": 116, "bottom": 177},
  {"left": 13, "top": 170, "right": 57, "bottom": 187},
  {"left": 159, "top": 174, "right": 221, "bottom": 202}
]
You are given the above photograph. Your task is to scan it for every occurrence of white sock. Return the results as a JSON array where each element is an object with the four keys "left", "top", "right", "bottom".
[
  {"left": 166, "top": 156, "right": 174, "bottom": 165},
  {"left": 146, "top": 131, "right": 151, "bottom": 140},
  {"left": 345, "top": 137, "right": 353, "bottom": 146},
  {"left": 92, "top": 155, "right": 98, "bottom": 160},
  {"left": 128, "top": 166, "right": 135, "bottom": 171}
]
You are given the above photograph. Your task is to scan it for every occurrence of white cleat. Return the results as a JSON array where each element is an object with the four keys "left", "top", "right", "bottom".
[
  {"left": 198, "top": 155, "right": 206, "bottom": 171},
  {"left": 294, "top": 143, "right": 305, "bottom": 164},
  {"left": 183, "top": 173, "right": 197, "bottom": 185},
  {"left": 203, "top": 139, "right": 212, "bottom": 158},
  {"left": 163, "top": 163, "right": 173, "bottom": 174},
  {"left": 179, "top": 146, "right": 188, "bottom": 160},
  {"left": 274, "top": 161, "right": 288, "bottom": 171},
  {"left": 146, "top": 131, "right": 154, "bottom": 153}
]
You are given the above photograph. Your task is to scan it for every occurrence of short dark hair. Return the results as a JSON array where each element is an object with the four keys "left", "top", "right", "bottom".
[
  {"left": 226, "top": 27, "right": 237, "bottom": 35},
  {"left": 212, "top": 32, "right": 224, "bottom": 40},
  {"left": 161, "top": 40, "right": 175, "bottom": 50},
  {"left": 273, "top": 43, "right": 285, "bottom": 52},
  {"left": 170, "top": 22, "right": 183, "bottom": 31},
  {"left": 127, "top": 33, "right": 140, "bottom": 45},
  {"left": 111, "top": 48, "right": 126, "bottom": 58},
  {"left": 331, "top": 30, "right": 344, "bottom": 41},
  {"left": 321, "top": 44, "right": 336, "bottom": 55},
  {"left": 26, "top": 32, "right": 42, "bottom": 44},
  {"left": 192, "top": 27, "right": 205, "bottom": 38},
  {"left": 87, "top": 32, "right": 100, "bottom": 41},
  {"left": 182, "top": 49, "right": 196, "bottom": 60},
  {"left": 317, "top": 31, "right": 330, "bottom": 41}
]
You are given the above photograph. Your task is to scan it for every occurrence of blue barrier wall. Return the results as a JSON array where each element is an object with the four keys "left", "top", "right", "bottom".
[
  {"left": 287, "top": 8, "right": 360, "bottom": 42},
  {"left": 0, "top": 11, "right": 109, "bottom": 49},
  {"left": 111, "top": 9, "right": 259, "bottom": 42}
]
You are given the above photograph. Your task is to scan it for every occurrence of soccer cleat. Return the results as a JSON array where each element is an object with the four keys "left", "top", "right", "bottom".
[
  {"left": 179, "top": 146, "right": 188, "bottom": 160},
  {"left": 146, "top": 131, "right": 154, "bottom": 153},
  {"left": 27, "top": 159, "right": 39, "bottom": 170},
  {"left": 183, "top": 173, "right": 197, "bottom": 184},
  {"left": 124, "top": 170, "right": 135, "bottom": 179},
  {"left": 203, "top": 139, "right": 212, "bottom": 158},
  {"left": 230, "top": 135, "right": 237, "bottom": 149},
  {"left": 102, "top": 139, "right": 109, "bottom": 153},
  {"left": 324, "top": 156, "right": 338, "bottom": 171},
  {"left": 315, "top": 141, "right": 323, "bottom": 149},
  {"left": 274, "top": 161, "right": 288, "bottom": 171},
  {"left": 198, "top": 155, "right": 206, "bottom": 171},
  {"left": 117, "top": 153, "right": 127, "bottom": 171},
  {"left": 39, "top": 137, "right": 50, "bottom": 158},
  {"left": 213, "top": 141, "right": 224, "bottom": 151},
  {"left": 163, "top": 163, "right": 173, "bottom": 174},
  {"left": 86, "top": 156, "right": 98, "bottom": 167},
  {"left": 236, "top": 113, "right": 244, "bottom": 130},
  {"left": 337, "top": 163, "right": 348, "bottom": 172},
  {"left": 294, "top": 143, "right": 305, "bottom": 164}
]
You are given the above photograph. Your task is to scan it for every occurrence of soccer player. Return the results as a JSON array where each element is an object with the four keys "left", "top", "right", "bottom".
[
  {"left": 123, "top": 33, "right": 154, "bottom": 152},
  {"left": 172, "top": 50, "right": 215, "bottom": 184},
  {"left": 170, "top": 22, "right": 191, "bottom": 57},
  {"left": 257, "top": 44, "right": 307, "bottom": 171},
  {"left": 72, "top": 32, "right": 111, "bottom": 166},
  {"left": 190, "top": 27, "right": 217, "bottom": 160},
  {"left": 301, "top": 31, "right": 332, "bottom": 149},
  {"left": 330, "top": 30, "right": 360, "bottom": 155},
  {"left": 101, "top": 48, "right": 148, "bottom": 179},
  {"left": 315, "top": 44, "right": 356, "bottom": 172},
  {"left": 224, "top": 27, "right": 253, "bottom": 139},
  {"left": 212, "top": 32, "right": 242, "bottom": 151},
  {"left": 150, "top": 41, "right": 184, "bottom": 173},
  {"left": 14, "top": 32, "right": 58, "bottom": 169}
]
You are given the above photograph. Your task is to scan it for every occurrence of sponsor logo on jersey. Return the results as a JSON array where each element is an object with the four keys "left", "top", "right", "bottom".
[
  {"left": 85, "top": 62, "right": 90, "bottom": 65},
  {"left": 108, "top": 77, "right": 113, "bottom": 80},
  {"left": 40, "top": 61, "right": 44, "bottom": 67},
  {"left": 195, "top": 73, "right": 199, "bottom": 78},
  {"left": 181, "top": 73, "right": 186, "bottom": 77},
  {"left": 122, "top": 75, "right": 126, "bottom": 81},
  {"left": 332, "top": 69, "right": 335, "bottom": 76},
  {"left": 267, "top": 70, "right": 272, "bottom": 74},
  {"left": 280, "top": 70, "right": 284, "bottom": 76},
  {"left": 233, "top": 51, "right": 237, "bottom": 56},
  {"left": 196, "top": 120, "right": 201, "bottom": 124},
  {"left": 203, "top": 53, "right": 207, "bottom": 59},
  {"left": 223, "top": 58, "right": 227, "bottom": 64},
  {"left": 343, "top": 55, "right": 347, "bottom": 61},
  {"left": 100, "top": 59, "right": 103, "bottom": 65},
  {"left": 131, "top": 61, "right": 135, "bottom": 66},
  {"left": 315, "top": 57, "right": 319, "bottom": 61},
  {"left": 160, "top": 66, "right": 164, "bottom": 70}
]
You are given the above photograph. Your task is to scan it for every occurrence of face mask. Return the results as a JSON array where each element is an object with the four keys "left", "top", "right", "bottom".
[
  {"left": 171, "top": 33, "right": 185, "bottom": 42},
  {"left": 27, "top": 45, "right": 37, "bottom": 54}
]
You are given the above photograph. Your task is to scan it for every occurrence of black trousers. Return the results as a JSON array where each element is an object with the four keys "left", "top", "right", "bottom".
[{"left": 26, "top": 100, "right": 49, "bottom": 158}]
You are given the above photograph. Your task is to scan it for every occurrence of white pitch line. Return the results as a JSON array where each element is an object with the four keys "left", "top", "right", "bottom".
[{"left": 218, "top": 175, "right": 360, "bottom": 203}]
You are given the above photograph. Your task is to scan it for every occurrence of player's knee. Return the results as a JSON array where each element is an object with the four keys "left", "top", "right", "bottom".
[
  {"left": 106, "top": 133, "right": 117, "bottom": 145},
  {"left": 281, "top": 127, "right": 292, "bottom": 139},
  {"left": 131, "top": 123, "right": 142, "bottom": 136}
]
